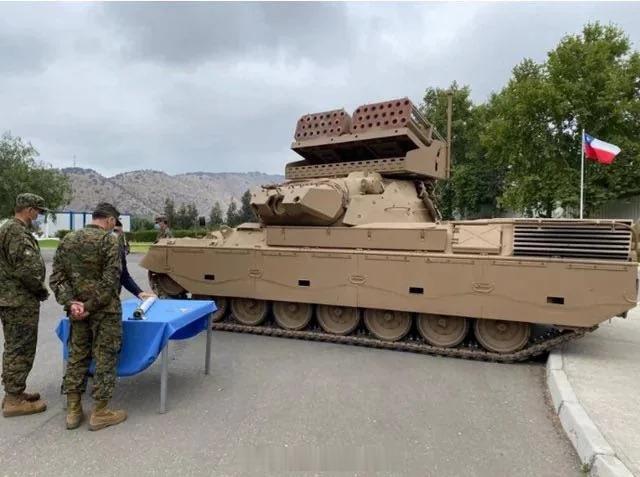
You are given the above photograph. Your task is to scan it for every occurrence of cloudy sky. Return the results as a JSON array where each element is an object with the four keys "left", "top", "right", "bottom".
[{"left": 2, "top": 2, "right": 640, "bottom": 176}]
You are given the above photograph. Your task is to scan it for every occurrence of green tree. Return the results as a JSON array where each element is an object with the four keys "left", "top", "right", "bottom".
[
  {"left": 225, "top": 199, "right": 240, "bottom": 226},
  {"left": 0, "top": 132, "right": 71, "bottom": 218},
  {"left": 186, "top": 202, "right": 199, "bottom": 228},
  {"left": 483, "top": 23, "right": 640, "bottom": 217},
  {"left": 174, "top": 203, "right": 188, "bottom": 229},
  {"left": 420, "top": 83, "right": 503, "bottom": 218},
  {"left": 209, "top": 201, "right": 223, "bottom": 227},
  {"left": 163, "top": 197, "right": 176, "bottom": 227},
  {"left": 238, "top": 189, "right": 257, "bottom": 223},
  {"left": 131, "top": 216, "right": 154, "bottom": 231}
]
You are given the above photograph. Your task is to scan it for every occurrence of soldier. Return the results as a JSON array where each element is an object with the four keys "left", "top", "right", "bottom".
[
  {"left": 50, "top": 202, "right": 126, "bottom": 431},
  {"left": 113, "top": 219, "right": 155, "bottom": 300},
  {"left": 154, "top": 216, "right": 173, "bottom": 241},
  {"left": 0, "top": 193, "right": 50, "bottom": 417}
]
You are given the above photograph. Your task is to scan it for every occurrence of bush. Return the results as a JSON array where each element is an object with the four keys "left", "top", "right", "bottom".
[
  {"left": 127, "top": 230, "right": 157, "bottom": 243},
  {"left": 126, "top": 228, "right": 209, "bottom": 243},
  {"left": 56, "top": 229, "right": 71, "bottom": 239}
]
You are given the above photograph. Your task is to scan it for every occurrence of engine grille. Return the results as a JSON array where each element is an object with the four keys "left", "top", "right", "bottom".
[{"left": 513, "top": 222, "right": 633, "bottom": 261}]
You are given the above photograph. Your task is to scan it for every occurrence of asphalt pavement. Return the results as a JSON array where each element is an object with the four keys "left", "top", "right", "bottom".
[{"left": 0, "top": 250, "right": 582, "bottom": 476}]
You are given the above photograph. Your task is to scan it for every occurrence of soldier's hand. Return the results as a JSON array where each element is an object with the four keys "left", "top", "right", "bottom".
[
  {"left": 69, "top": 301, "right": 88, "bottom": 320},
  {"left": 138, "top": 291, "right": 157, "bottom": 300}
]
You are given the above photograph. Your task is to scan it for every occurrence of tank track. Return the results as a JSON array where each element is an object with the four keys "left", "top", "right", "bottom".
[{"left": 211, "top": 317, "right": 594, "bottom": 364}]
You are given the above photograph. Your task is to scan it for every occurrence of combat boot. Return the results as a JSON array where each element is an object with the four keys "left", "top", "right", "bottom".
[
  {"left": 1, "top": 391, "right": 40, "bottom": 408},
  {"left": 88, "top": 401, "right": 127, "bottom": 431},
  {"left": 2, "top": 393, "right": 47, "bottom": 418},
  {"left": 66, "top": 393, "right": 83, "bottom": 430}
]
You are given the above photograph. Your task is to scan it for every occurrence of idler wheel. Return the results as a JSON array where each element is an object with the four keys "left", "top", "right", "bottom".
[
  {"left": 364, "top": 309, "right": 411, "bottom": 342},
  {"left": 193, "top": 295, "right": 228, "bottom": 322},
  {"left": 417, "top": 314, "right": 469, "bottom": 348},
  {"left": 231, "top": 298, "right": 269, "bottom": 326},
  {"left": 474, "top": 319, "right": 531, "bottom": 354},
  {"left": 211, "top": 297, "right": 229, "bottom": 322},
  {"left": 149, "top": 272, "right": 185, "bottom": 297},
  {"left": 273, "top": 301, "right": 313, "bottom": 330},
  {"left": 316, "top": 305, "right": 360, "bottom": 335}
]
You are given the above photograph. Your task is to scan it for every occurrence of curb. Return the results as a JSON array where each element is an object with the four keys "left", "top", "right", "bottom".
[{"left": 546, "top": 349, "right": 635, "bottom": 477}]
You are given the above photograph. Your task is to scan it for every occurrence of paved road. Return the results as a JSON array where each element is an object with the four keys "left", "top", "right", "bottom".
[{"left": 0, "top": 250, "right": 581, "bottom": 476}]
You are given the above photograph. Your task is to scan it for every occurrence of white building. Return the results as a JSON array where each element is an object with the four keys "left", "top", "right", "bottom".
[{"left": 38, "top": 211, "right": 131, "bottom": 238}]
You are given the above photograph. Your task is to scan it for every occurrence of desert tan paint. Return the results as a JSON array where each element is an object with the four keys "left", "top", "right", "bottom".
[
  {"left": 141, "top": 219, "right": 637, "bottom": 328},
  {"left": 141, "top": 98, "right": 638, "bottom": 332}
]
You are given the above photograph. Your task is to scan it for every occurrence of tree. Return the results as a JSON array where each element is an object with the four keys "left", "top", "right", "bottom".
[
  {"left": 225, "top": 199, "right": 240, "bottom": 226},
  {"left": 209, "top": 201, "right": 223, "bottom": 227},
  {"left": 174, "top": 203, "right": 188, "bottom": 229},
  {"left": 0, "top": 132, "right": 71, "bottom": 218},
  {"left": 483, "top": 23, "right": 640, "bottom": 217},
  {"left": 420, "top": 83, "right": 504, "bottom": 219},
  {"left": 131, "top": 216, "right": 155, "bottom": 231},
  {"left": 186, "top": 203, "right": 199, "bottom": 228},
  {"left": 163, "top": 197, "right": 176, "bottom": 227},
  {"left": 238, "top": 189, "right": 257, "bottom": 223}
]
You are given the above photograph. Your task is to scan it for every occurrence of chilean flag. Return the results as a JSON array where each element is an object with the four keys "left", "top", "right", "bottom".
[{"left": 583, "top": 133, "right": 621, "bottom": 165}]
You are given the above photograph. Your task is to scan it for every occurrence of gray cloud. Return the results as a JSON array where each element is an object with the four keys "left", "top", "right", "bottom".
[
  {"left": 1, "top": 2, "right": 639, "bottom": 177},
  {"left": 100, "top": 2, "right": 351, "bottom": 66}
]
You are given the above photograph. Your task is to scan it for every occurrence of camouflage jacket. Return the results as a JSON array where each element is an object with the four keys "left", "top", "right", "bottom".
[
  {"left": 0, "top": 218, "right": 48, "bottom": 307},
  {"left": 50, "top": 224, "right": 122, "bottom": 315},
  {"left": 156, "top": 228, "right": 173, "bottom": 240}
]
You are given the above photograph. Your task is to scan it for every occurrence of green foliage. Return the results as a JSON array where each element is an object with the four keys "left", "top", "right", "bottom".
[
  {"left": 173, "top": 202, "right": 199, "bottom": 229},
  {"left": 163, "top": 198, "right": 176, "bottom": 226},
  {"left": 225, "top": 199, "right": 241, "bottom": 226},
  {"left": 238, "top": 189, "right": 257, "bottom": 223},
  {"left": 55, "top": 229, "right": 71, "bottom": 239},
  {"left": 0, "top": 132, "right": 71, "bottom": 218},
  {"left": 482, "top": 22, "right": 640, "bottom": 217},
  {"left": 131, "top": 216, "right": 155, "bottom": 231},
  {"left": 209, "top": 201, "right": 223, "bottom": 227},
  {"left": 126, "top": 228, "right": 208, "bottom": 242},
  {"left": 421, "top": 83, "right": 504, "bottom": 218},
  {"left": 126, "top": 230, "right": 156, "bottom": 243}
]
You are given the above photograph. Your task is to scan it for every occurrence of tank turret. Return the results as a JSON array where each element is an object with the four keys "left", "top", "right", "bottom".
[{"left": 251, "top": 98, "right": 443, "bottom": 226}]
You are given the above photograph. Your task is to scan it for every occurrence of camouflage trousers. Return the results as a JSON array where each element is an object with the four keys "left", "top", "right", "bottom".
[
  {"left": 1, "top": 303, "right": 40, "bottom": 395},
  {"left": 63, "top": 312, "right": 122, "bottom": 402}
]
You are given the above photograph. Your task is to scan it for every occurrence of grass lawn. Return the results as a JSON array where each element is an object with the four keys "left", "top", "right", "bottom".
[
  {"left": 129, "top": 242, "right": 152, "bottom": 254},
  {"left": 38, "top": 239, "right": 60, "bottom": 249},
  {"left": 38, "top": 239, "right": 152, "bottom": 254}
]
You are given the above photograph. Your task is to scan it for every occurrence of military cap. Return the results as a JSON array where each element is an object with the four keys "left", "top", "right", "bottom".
[
  {"left": 16, "top": 193, "right": 49, "bottom": 212},
  {"left": 93, "top": 202, "right": 120, "bottom": 219}
]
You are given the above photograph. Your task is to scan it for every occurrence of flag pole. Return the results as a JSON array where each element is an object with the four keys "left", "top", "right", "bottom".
[{"left": 580, "top": 129, "right": 585, "bottom": 219}]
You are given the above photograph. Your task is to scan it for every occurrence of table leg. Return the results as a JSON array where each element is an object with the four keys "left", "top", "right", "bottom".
[
  {"left": 205, "top": 313, "right": 213, "bottom": 375},
  {"left": 159, "top": 344, "right": 169, "bottom": 414},
  {"left": 62, "top": 357, "right": 67, "bottom": 410}
]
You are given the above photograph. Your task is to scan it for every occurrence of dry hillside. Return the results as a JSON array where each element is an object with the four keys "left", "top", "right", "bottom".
[{"left": 62, "top": 168, "right": 284, "bottom": 217}]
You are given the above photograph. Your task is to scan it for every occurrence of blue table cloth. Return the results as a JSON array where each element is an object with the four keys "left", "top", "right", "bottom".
[{"left": 56, "top": 298, "right": 216, "bottom": 377}]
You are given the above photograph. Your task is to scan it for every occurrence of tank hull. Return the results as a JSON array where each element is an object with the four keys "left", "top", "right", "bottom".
[{"left": 141, "top": 225, "right": 637, "bottom": 329}]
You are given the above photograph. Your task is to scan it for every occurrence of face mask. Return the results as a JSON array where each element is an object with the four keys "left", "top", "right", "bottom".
[{"left": 154, "top": 223, "right": 160, "bottom": 230}]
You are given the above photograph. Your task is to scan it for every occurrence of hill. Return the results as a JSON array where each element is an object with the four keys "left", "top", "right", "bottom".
[{"left": 61, "top": 168, "right": 284, "bottom": 217}]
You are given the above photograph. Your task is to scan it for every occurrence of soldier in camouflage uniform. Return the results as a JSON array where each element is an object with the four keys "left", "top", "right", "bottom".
[
  {"left": 0, "top": 193, "right": 49, "bottom": 417},
  {"left": 154, "top": 216, "right": 173, "bottom": 241},
  {"left": 50, "top": 202, "right": 127, "bottom": 431}
]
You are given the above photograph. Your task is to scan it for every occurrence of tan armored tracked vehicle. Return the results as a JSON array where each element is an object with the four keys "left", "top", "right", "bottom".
[{"left": 141, "top": 97, "right": 638, "bottom": 362}]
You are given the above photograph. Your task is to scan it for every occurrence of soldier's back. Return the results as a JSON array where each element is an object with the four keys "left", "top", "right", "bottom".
[
  {"left": 58, "top": 226, "right": 109, "bottom": 280},
  {"left": 0, "top": 218, "right": 44, "bottom": 307}
]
